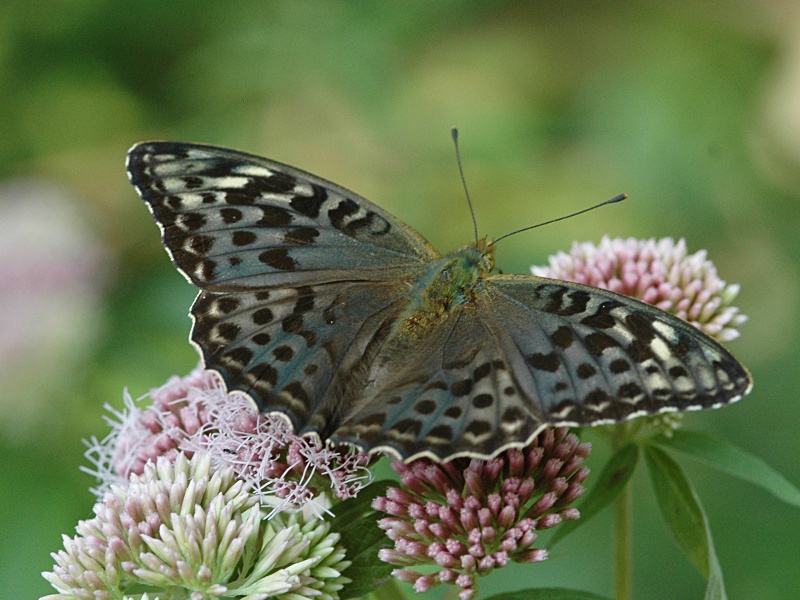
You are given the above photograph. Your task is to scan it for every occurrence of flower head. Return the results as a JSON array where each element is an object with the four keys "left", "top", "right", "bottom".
[
  {"left": 84, "top": 365, "right": 371, "bottom": 516},
  {"left": 531, "top": 236, "right": 746, "bottom": 342},
  {"left": 43, "top": 453, "right": 351, "bottom": 599},
  {"left": 0, "top": 179, "right": 107, "bottom": 438},
  {"left": 373, "top": 427, "right": 590, "bottom": 599}
]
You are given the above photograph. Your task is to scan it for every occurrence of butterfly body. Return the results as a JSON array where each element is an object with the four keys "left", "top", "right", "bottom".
[
  {"left": 401, "top": 239, "right": 494, "bottom": 334},
  {"left": 128, "top": 142, "right": 752, "bottom": 462}
]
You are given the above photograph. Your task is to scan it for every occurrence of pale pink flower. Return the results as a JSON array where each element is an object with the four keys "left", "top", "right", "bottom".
[
  {"left": 373, "top": 427, "right": 590, "bottom": 599},
  {"left": 43, "top": 453, "right": 350, "bottom": 599},
  {"left": 84, "top": 365, "right": 371, "bottom": 516}
]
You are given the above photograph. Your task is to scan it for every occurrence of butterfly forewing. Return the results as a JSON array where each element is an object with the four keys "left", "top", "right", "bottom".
[
  {"left": 480, "top": 276, "right": 752, "bottom": 423},
  {"left": 128, "top": 141, "right": 752, "bottom": 462},
  {"left": 127, "top": 142, "right": 439, "bottom": 291}
]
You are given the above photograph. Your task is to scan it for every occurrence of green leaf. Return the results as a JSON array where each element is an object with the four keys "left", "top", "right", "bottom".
[
  {"left": 483, "top": 588, "right": 613, "bottom": 600},
  {"left": 550, "top": 443, "right": 639, "bottom": 547},
  {"left": 653, "top": 429, "right": 800, "bottom": 508},
  {"left": 644, "top": 445, "right": 726, "bottom": 600},
  {"left": 329, "top": 479, "right": 395, "bottom": 599}
]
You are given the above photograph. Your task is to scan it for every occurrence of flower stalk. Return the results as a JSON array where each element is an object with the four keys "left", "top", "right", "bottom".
[{"left": 612, "top": 425, "right": 634, "bottom": 600}]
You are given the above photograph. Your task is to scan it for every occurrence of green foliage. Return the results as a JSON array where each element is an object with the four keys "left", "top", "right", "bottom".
[
  {"left": 484, "top": 589, "right": 612, "bottom": 600},
  {"left": 550, "top": 443, "right": 639, "bottom": 547},
  {"left": 644, "top": 445, "right": 726, "bottom": 600},
  {"left": 330, "top": 480, "right": 395, "bottom": 599},
  {"left": 653, "top": 430, "right": 800, "bottom": 508}
]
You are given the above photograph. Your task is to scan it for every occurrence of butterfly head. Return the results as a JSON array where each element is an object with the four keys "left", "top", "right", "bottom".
[{"left": 472, "top": 236, "right": 496, "bottom": 276}]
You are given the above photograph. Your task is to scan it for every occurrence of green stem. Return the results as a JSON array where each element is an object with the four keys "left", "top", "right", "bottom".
[
  {"left": 612, "top": 426, "right": 633, "bottom": 600},
  {"left": 613, "top": 473, "right": 633, "bottom": 600}
]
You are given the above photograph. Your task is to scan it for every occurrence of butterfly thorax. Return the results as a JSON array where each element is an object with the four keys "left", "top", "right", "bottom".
[{"left": 398, "top": 237, "right": 495, "bottom": 338}]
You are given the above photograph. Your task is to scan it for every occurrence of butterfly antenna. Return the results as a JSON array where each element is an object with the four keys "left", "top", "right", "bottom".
[
  {"left": 490, "top": 193, "right": 629, "bottom": 247},
  {"left": 452, "top": 127, "right": 480, "bottom": 244}
]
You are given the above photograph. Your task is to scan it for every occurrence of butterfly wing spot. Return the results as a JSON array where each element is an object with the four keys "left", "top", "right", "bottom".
[
  {"left": 471, "top": 394, "right": 494, "bottom": 409},
  {"left": 259, "top": 248, "right": 297, "bottom": 271},
  {"left": 526, "top": 352, "right": 560, "bottom": 372},
  {"left": 252, "top": 333, "right": 271, "bottom": 346},
  {"left": 177, "top": 212, "right": 207, "bottom": 231},
  {"left": 668, "top": 365, "right": 688, "bottom": 378},
  {"left": 551, "top": 325, "right": 574, "bottom": 349},
  {"left": 220, "top": 207, "right": 243, "bottom": 224},
  {"left": 248, "top": 363, "right": 279, "bottom": 387},
  {"left": 221, "top": 346, "right": 253, "bottom": 368},
  {"left": 473, "top": 362, "right": 492, "bottom": 381},
  {"left": 414, "top": 399, "right": 438, "bottom": 415},
  {"left": 283, "top": 227, "right": 320, "bottom": 245},
  {"left": 585, "top": 332, "right": 620, "bottom": 356},
  {"left": 618, "top": 382, "right": 644, "bottom": 399},
  {"left": 215, "top": 322, "right": 241, "bottom": 343},
  {"left": 255, "top": 205, "right": 294, "bottom": 226},
  {"left": 426, "top": 425, "right": 455, "bottom": 446},
  {"left": 609, "top": 358, "right": 631, "bottom": 374},
  {"left": 463, "top": 419, "right": 493, "bottom": 445},
  {"left": 232, "top": 231, "right": 257, "bottom": 246},
  {"left": 450, "top": 379, "right": 473, "bottom": 397},
  {"left": 328, "top": 198, "right": 392, "bottom": 237},
  {"left": 388, "top": 418, "right": 424, "bottom": 440},
  {"left": 272, "top": 345, "right": 295, "bottom": 362},
  {"left": 444, "top": 405, "right": 462, "bottom": 418}
]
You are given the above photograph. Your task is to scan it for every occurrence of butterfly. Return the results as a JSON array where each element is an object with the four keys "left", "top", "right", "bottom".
[{"left": 127, "top": 142, "right": 752, "bottom": 462}]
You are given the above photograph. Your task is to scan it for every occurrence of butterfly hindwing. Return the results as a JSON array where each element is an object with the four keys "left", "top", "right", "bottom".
[
  {"left": 127, "top": 142, "right": 439, "bottom": 291},
  {"left": 191, "top": 280, "right": 410, "bottom": 436},
  {"left": 331, "top": 304, "right": 544, "bottom": 460}
]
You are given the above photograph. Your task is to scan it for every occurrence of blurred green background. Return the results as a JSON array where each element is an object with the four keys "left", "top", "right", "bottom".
[{"left": 2, "top": 2, "right": 798, "bottom": 598}]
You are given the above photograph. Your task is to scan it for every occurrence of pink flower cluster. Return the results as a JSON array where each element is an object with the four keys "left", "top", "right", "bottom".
[
  {"left": 373, "top": 428, "right": 590, "bottom": 599},
  {"left": 531, "top": 236, "right": 746, "bottom": 342},
  {"left": 84, "top": 364, "right": 371, "bottom": 515}
]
